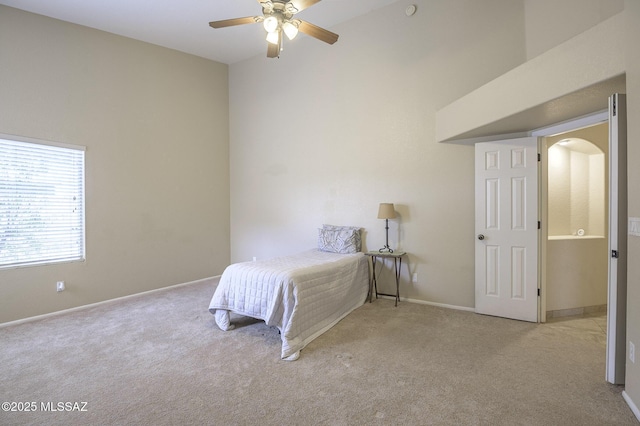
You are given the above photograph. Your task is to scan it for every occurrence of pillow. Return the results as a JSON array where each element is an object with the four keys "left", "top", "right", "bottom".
[
  {"left": 322, "top": 224, "right": 362, "bottom": 251},
  {"left": 322, "top": 224, "right": 360, "bottom": 231},
  {"left": 318, "top": 226, "right": 362, "bottom": 254}
]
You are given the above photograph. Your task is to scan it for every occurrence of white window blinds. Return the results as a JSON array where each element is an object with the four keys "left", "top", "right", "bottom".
[{"left": 0, "top": 137, "right": 85, "bottom": 268}]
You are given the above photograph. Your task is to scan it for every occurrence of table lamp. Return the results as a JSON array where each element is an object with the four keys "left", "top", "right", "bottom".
[{"left": 377, "top": 203, "right": 396, "bottom": 253}]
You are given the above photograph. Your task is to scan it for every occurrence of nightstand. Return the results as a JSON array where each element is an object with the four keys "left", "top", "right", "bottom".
[{"left": 365, "top": 251, "right": 406, "bottom": 307}]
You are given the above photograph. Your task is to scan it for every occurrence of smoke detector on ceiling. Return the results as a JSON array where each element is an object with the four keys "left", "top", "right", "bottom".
[{"left": 405, "top": 4, "right": 417, "bottom": 17}]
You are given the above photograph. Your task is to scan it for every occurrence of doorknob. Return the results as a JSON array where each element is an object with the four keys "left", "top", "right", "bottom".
[{"left": 477, "top": 234, "right": 485, "bottom": 240}]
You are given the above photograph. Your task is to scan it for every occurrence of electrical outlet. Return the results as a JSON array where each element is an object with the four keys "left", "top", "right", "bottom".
[
  {"left": 56, "top": 281, "right": 65, "bottom": 292},
  {"left": 253, "top": 256, "right": 257, "bottom": 262},
  {"left": 629, "top": 217, "right": 640, "bottom": 237},
  {"left": 631, "top": 341, "right": 636, "bottom": 364}
]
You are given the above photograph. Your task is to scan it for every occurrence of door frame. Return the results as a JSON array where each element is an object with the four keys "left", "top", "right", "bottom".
[
  {"left": 606, "top": 93, "right": 627, "bottom": 385},
  {"left": 531, "top": 110, "right": 609, "bottom": 323},
  {"left": 531, "top": 107, "right": 625, "bottom": 384}
]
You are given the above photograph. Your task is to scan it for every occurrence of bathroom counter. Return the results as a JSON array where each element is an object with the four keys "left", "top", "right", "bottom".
[{"left": 548, "top": 235, "right": 605, "bottom": 240}]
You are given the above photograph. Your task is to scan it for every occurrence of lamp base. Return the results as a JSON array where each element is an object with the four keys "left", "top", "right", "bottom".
[{"left": 379, "top": 219, "right": 394, "bottom": 253}]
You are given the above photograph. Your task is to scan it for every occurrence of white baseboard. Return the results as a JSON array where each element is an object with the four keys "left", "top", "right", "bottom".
[
  {"left": 0, "top": 276, "right": 220, "bottom": 329},
  {"left": 375, "top": 294, "right": 475, "bottom": 312},
  {"left": 623, "top": 391, "right": 640, "bottom": 422}
]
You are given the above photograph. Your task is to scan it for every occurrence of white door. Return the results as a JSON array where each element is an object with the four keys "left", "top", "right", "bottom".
[
  {"left": 606, "top": 93, "right": 627, "bottom": 385},
  {"left": 475, "top": 137, "right": 539, "bottom": 322}
]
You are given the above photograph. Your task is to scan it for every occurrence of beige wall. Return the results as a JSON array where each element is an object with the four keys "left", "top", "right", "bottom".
[
  {"left": 546, "top": 238, "right": 607, "bottom": 311},
  {"left": 0, "top": 6, "right": 230, "bottom": 323},
  {"left": 524, "top": 0, "right": 624, "bottom": 60},
  {"left": 624, "top": 0, "right": 640, "bottom": 412},
  {"left": 547, "top": 146, "right": 606, "bottom": 237},
  {"left": 229, "top": 0, "right": 527, "bottom": 307},
  {"left": 547, "top": 124, "right": 608, "bottom": 237}
]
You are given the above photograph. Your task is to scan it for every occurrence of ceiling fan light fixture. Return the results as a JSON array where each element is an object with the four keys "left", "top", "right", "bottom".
[
  {"left": 266, "top": 30, "right": 280, "bottom": 45},
  {"left": 263, "top": 16, "right": 278, "bottom": 33},
  {"left": 208, "top": 0, "right": 339, "bottom": 59},
  {"left": 283, "top": 21, "right": 299, "bottom": 40}
]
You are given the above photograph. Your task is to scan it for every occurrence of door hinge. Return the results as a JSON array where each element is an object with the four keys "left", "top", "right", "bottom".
[
  {"left": 538, "top": 221, "right": 541, "bottom": 230},
  {"left": 537, "top": 153, "right": 541, "bottom": 162},
  {"left": 612, "top": 96, "right": 617, "bottom": 116},
  {"left": 612, "top": 250, "right": 619, "bottom": 258},
  {"left": 537, "top": 288, "right": 541, "bottom": 297}
]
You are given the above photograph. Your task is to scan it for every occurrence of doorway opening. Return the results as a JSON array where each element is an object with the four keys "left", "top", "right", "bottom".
[
  {"left": 472, "top": 95, "right": 626, "bottom": 384},
  {"left": 544, "top": 123, "right": 608, "bottom": 320},
  {"left": 534, "top": 94, "right": 627, "bottom": 385}
]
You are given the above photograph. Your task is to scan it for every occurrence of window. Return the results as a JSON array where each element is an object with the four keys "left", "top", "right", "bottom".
[{"left": 0, "top": 136, "right": 85, "bottom": 269}]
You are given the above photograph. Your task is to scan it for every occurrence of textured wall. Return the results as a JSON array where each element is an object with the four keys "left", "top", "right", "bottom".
[
  {"left": 229, "top": 0, "right": 527, "bottom": 308},
  {"left": 546, "top": 238, "right": 607, "bottom": 311},
  {"left": 0, "top": 6, "right": 230, "bottom": 323}
]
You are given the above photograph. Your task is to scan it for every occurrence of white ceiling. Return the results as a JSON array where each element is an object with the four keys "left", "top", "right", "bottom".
[{"left": 0, "top": 0, "right": 401, "bottom": 64}]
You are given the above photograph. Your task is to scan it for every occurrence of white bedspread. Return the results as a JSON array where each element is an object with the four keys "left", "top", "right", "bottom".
[{"left": 209, "top": 249, "right": 369, "bottom": 360}]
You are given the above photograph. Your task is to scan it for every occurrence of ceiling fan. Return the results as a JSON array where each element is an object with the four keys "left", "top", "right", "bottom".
[{"left": 209, "top": 0, "right": 339, "bottom": 58}]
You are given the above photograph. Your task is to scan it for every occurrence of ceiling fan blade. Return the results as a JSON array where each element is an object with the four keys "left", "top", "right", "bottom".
[
  {"left": 297, "top": 20, "right": 339, "bottom": 45},
  {"left": 288, "top": 0, "right": 322, "bottom": 13},
  {"left": 209, "top": 17, "right": 260, "bottom": 29},
  {"left": 267, "top": 42, "right": 279, "bottom": 58}
]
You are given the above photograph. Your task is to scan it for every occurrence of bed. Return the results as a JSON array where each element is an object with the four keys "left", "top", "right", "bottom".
[{"left": 209, "top": 225, "right": 369, "bottom": 361}]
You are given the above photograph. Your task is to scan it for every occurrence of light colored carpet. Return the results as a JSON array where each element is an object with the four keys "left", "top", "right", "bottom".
[{"left": 0, "top": 278, "right": 637, "bottom": 425}]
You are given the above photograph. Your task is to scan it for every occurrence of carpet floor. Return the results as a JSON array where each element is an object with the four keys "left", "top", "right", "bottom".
[{"left": 0, "top": 278, "right": 637, "bottom": 425}]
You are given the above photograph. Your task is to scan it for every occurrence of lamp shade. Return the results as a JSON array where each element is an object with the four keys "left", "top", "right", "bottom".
[
  {"left": 266, "top": 30, "right": 279, "bottom": 45},
  {"left": 377, "top": 203, "right": 396, "bottom": 219},
  {"left": 263, "top": 16, "right": 278, "bottom": 33},
  {"left": 283, "top": 21, "right": 299, "bottom": 40}
]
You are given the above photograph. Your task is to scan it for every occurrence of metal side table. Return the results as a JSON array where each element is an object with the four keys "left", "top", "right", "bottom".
[{"left": 365, "top": 251, "right": 406, "bottom": 307}]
